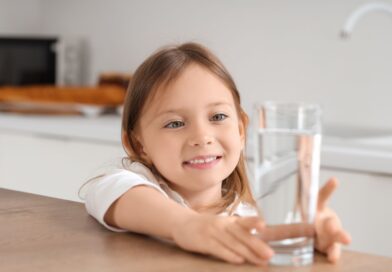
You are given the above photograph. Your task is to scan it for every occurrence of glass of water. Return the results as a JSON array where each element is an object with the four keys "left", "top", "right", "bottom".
[{"left": 251, "top": 101, "right": 322, "bottom": 266}]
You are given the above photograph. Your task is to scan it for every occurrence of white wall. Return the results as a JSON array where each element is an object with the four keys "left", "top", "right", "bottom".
[
  {"left": 0, "top": 0, "right": 44, "bottom": 35},
  {"left": 36, "top": 0, "right": 392, "bottom": 131}
]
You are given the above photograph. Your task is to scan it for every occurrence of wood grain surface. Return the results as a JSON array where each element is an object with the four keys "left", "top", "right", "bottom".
[{"left": 0, "top": 188, "right": 391, "bottom": 272}]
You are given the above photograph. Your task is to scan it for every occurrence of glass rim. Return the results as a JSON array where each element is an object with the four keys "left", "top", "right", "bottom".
[{"left": 255, "top": 101, "right": 322, "bottom": 113}]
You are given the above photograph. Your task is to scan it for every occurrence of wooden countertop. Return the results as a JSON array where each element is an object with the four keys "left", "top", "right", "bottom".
[{"left": 1, "top": 188, "right": 391, "bottom": 272}]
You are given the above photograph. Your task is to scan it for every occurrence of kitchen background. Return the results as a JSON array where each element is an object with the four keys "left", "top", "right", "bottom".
[
  {"left": 1, "top": 0, "right": 391, "bottom": 258},
  {"left": 2, "top": 0, "right": 392, "bottom": 130}
]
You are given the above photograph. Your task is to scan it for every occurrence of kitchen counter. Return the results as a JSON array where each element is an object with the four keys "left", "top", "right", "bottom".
[
  {"left": 322, "top": 125, "right": 392, "bottom": 175},
  {"left": 321, "top": 136, "right": 392, "bottom": 175},
  {"left": 0, "top": 113, "right": 122, "bottom": 144},
  {"left": 1, "top": 113, "right": 392, "bottom": 175}
]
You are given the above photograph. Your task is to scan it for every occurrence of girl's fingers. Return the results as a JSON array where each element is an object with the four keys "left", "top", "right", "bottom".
[
  {"left": 214, "top": 226, "right": 267, "bottom": 266},
  {"left": 315, "top": 216, "right": 351, "bottom": 262},
  {"left": 337, "top": 230, "right": 352, "bottom": 245},
  {"left": 316, "top": 217, "right": 339, "bottom": 250},
  {"left": 227, "top": 219, "right": 274, "bottom": 260},
  {"left": 207, "top": 239, "right": 245, "bottom": 264},
  {"left": 260, "top": 223, "right": 315, "bottom": 242},
  {"left": 327, "top": 243, "right": 341, "bottom": 263},
  {"left": 326, "top": 216, "right": 351, "bottom": 245},
  {"left": 235, "top": 216, "right": 265, "bottom": 232},
  {"left": 318, "top": 178, "right": 338, "bottom": 211}
]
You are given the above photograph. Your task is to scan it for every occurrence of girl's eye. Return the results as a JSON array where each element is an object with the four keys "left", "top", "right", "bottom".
[
  {"left": 211, "top": 113, "right": 228, "bottom": 122},
  {"left": 164, "top": 120, "right": 184, "bottom": 129}
]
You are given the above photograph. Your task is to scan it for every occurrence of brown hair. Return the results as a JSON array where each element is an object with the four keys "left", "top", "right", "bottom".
[{"left": 121, "top": 42, "right": 255, "bottom": 213}]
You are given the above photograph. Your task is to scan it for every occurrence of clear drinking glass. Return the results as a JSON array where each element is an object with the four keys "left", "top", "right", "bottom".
[{"left": 251, "top": 101, "right": 322, "bottom": 266}]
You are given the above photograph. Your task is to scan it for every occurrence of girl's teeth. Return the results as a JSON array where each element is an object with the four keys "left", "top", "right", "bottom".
[{"left": 189, "top": 156, "right": 217, "bottom": 164}]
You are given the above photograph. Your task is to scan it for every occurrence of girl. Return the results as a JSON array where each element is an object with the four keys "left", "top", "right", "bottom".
[{"left": 84, "top": 42, "right": 351, "bottom": 266}]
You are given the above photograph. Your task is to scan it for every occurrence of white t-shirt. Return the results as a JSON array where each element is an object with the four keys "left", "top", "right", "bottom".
[{"left": 84, "top": 162, "right": 258, "bottom": 232}]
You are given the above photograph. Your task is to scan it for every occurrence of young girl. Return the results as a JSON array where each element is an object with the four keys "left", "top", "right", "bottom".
[{"left": 84, "top": 42, "right": 351, "bottom": 266}]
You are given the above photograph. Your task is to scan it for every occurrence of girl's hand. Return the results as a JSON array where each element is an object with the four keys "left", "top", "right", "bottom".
[
  {"left": 315, "top": 177, "right": 352, "bottom": 263},
  {"left": 171, "top": 214, "right": 273, "bottom": 265}
]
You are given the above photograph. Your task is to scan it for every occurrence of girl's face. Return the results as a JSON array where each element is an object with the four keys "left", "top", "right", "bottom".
[{"left": 136, "top": 64, "right": 245, "bottom": 208}]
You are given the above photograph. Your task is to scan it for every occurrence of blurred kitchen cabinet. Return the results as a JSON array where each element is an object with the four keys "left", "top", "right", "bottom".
[
  {"left": 0, "top": 131, "right": 125, "bottom": 202},
  {"left": 320, "top": 168, "right": 392, "bottom": 257}
]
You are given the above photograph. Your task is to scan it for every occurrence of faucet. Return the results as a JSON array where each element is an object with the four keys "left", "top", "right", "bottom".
[{"left": 341, "top": 2, "right": 392, "bottom": 38}]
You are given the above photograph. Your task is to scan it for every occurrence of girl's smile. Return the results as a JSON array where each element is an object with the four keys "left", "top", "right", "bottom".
[{"left": 183, "top": 155, "right": 223, "bottom": 170}]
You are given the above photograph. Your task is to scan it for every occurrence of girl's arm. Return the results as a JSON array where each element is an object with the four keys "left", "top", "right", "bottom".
[
  {"left": 104, "top": 185, "right": 196, "bottom": 240},
  {"left": 104, "top": 181, "right": 350, "bottom": 265},
  {"left": 104, "top": 185, "right": 273, "bottom": 265}
]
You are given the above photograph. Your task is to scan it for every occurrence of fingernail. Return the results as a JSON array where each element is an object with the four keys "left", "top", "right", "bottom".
[{"left": 265, "top": 249, "right": 275, "bottom": 259}]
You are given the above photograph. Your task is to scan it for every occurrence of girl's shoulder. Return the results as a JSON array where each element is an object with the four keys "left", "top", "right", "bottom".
[
  {"left": 80, "top": 162, "right": 162, "bottom": 200},
  {"left": 120, "top": 161, "right": 160, "bottom": 184},
  {"left": 94, "top": 161, "right": 160, "bottom": 185},
  {"left": 82, "top": 162, "right": 171, "bottom": 232},
  {"left": 82, "top": 161, "right": 188, "bottom": 206}
]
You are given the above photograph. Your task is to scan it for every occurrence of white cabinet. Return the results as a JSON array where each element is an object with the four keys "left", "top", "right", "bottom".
[
  {"left": 320, "top": 168, "right": 392, "bottom": 257},
  {"left": 0, "top": 131, "right": 125, "bottom": 202}
]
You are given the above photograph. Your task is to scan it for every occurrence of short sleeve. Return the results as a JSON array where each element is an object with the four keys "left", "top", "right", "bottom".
[{"left": 84, "top": 169, "right": 169, "bottom": 232}]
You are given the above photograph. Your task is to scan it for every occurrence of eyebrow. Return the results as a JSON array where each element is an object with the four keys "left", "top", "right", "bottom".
[{"left": 156, "top": 102, "right": 234, "bottom": 116}]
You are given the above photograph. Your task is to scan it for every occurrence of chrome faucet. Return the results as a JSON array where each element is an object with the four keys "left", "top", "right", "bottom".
[{"left": 341, "top": 2, "right": 392, "bottom": 38}]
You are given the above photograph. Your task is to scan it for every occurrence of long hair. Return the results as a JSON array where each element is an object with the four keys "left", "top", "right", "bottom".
[{"left": 122, "top": 42, "right": 255, "bottom": 212}]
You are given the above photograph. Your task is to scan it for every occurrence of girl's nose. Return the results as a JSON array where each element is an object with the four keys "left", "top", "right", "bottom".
[
  {"left": 187, "top": 123, "right": 214, "bottom": 147},
  {"left": 188, "top": 135, "right": 214, "bottom": 147},
  {"left": 187, "top": 120, "right": 215, "bottom": 147}
]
